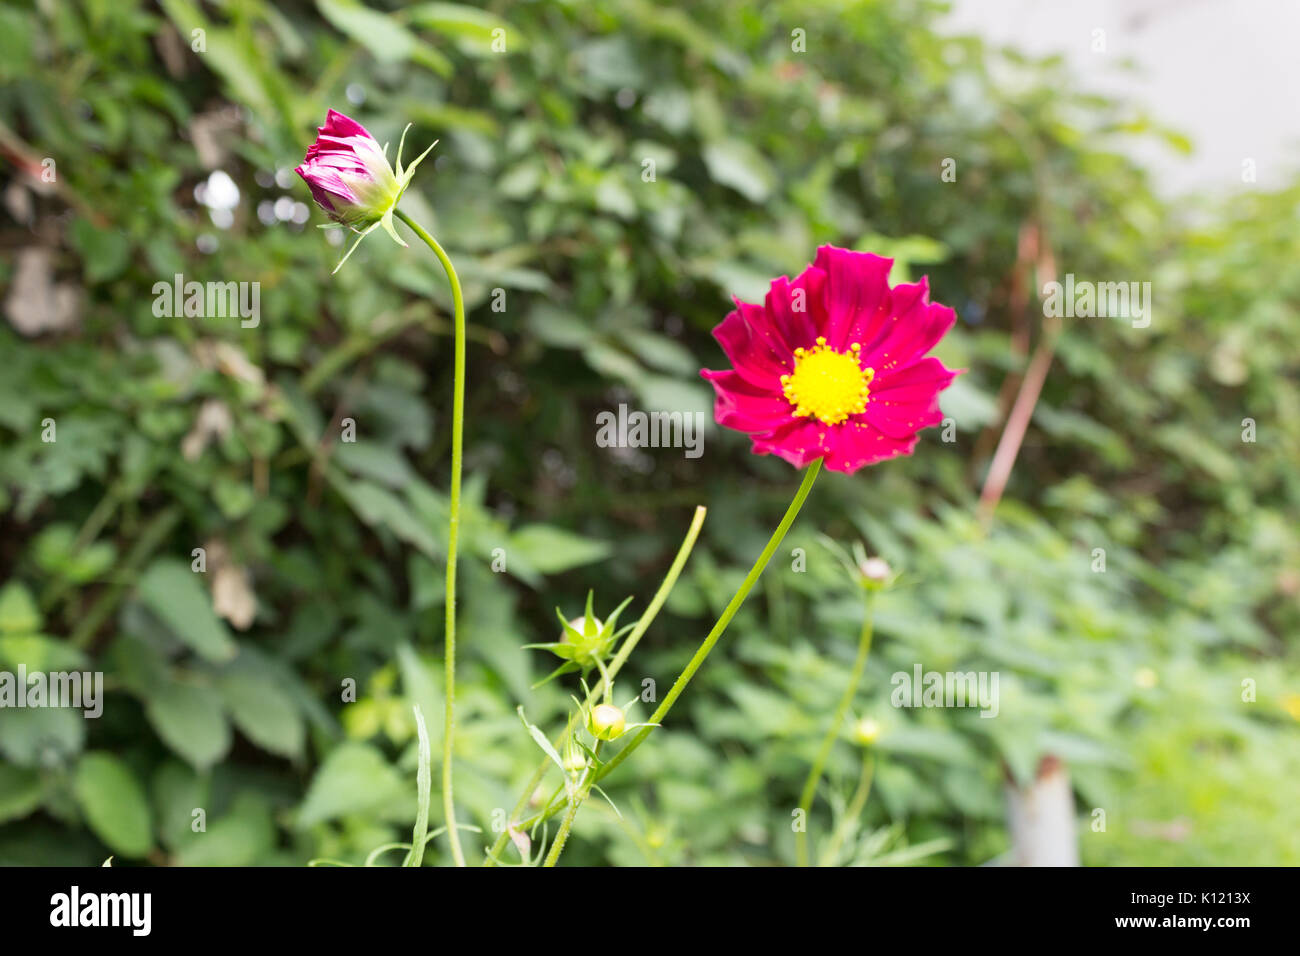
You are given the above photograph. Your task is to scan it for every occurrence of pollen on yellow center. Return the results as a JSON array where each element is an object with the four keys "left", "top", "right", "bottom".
[{"left": 780, "top": 337, "right": 874, "bottom": 425}]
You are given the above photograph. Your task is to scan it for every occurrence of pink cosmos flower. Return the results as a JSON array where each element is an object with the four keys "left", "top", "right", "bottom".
[
  {"left": 296, "top": 110, "right": 401, "bottom": 228},
  {"left": 296, "top": 109, "right": 435, "bottom": 272},
  {"left": 701, "top": 245, "right": 961, "bottom": 474}
]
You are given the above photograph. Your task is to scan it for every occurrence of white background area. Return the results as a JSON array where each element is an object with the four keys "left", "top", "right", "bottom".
[{"left": 942, "top": 0, "right": 1300, "bottom": 195}]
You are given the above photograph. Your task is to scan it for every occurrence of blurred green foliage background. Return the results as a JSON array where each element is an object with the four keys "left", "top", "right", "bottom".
[{"left": 0, "top": 0, "right": 1297, "bottom": 866}]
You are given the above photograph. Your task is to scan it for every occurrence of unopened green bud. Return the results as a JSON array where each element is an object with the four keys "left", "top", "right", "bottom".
[
  {"left": 851, "top": 717, "right": 882, "bottom": 747},
  {"left": 589, "top": 703, "right": 626, "bottom": 741},
  {"left": 562, "top": 744, "right": 588, "bottom": 774},
  {"left": 858, "top": 557, "right": 893, "bottom": 589},
  {"left": 563, "top": 616, "right": 604, "bottom": 643}
]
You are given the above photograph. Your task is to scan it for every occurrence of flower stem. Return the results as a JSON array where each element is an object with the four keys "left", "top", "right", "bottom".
[
  {"left": 484, "top": 506, "right": 707, "bottom": 866},
  {"left": 395, "top": 208, "right": 467, "bottom": 867},
  {"left": 495, "top": 461, "right": 822, "bottom": 862},
  {"left": 542, "top": 742, "right": 602, "bottom": 867},
  {"left": 795, "top": 590, "right": 875, "bottom": 867},
  {"left": 592, "top": 459, "right": 823, "bottom": 786},
  {"left": 819, "top": 753, "right": 875, "bottom": 867}
]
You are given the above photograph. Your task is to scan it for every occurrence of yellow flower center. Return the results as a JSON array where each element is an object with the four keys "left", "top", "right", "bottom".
[{"left": 781, "top": 337, "right": 874, "bottom": 425}]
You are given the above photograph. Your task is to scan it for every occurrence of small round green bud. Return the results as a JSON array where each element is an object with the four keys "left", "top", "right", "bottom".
[
  {"left": 859, "top": 557, "right": 892, "bottom": 587},
  {"left": 562, "top": 749, "right": 588, "bottom": 774},
  {"left": 589, "top": 703, "right": 626, "bottom": 741},
  {"left": 851, "top": 717, "right": 882, "bottom": 747}
]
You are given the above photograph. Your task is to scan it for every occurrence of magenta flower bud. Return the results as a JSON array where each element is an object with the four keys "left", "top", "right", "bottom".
[
  {"left": 296, "top": 109, "right": 437, "bottom": 273},
  {"left": 297, "top": 110, "right": 400, "bottom": 228}
]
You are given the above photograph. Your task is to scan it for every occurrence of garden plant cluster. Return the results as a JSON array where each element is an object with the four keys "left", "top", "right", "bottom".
[{"left": 0, "top": 0, "right": 1297, "bottom": 867}]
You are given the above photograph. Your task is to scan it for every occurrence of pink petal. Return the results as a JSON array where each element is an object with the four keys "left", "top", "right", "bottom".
[
  {"left": 735, "top": 298, "right": 795, "bottom": 366},
  {"left": 821, "top": 419, "right": 918, "bottom": 473},
  {"left": 748, "top": 416, "right": 916, "bottom": 472},
  {"left": 713, "top": 307, "right": 790, "bottom": 389},
  {"left": 871, "top": 357, "right": 959, "bottom": 404},
  {"left": 858, "top": 356, "right": 960, "bottom": 439},
  {"left": 296, "top": 165, "right": 360, "bottom": 206},
  {"left": 702, "top": 369, "right": 795, "bottom": 433},
  {"left": 321, "top": 109, "right": 374, "bottom": 141},
  {"left": 764, "top": 263, "right": 825, "bottom": 349},
  {"left": 865, "top": 281, "right": 958, "bottom": 372},
  {"left": 862, "top": 396, "right": 945, "bottom": 440},
  {"left": 748, "top": 418, "right": 831, "bottom": 468},
  {"left": 849, "top": 276, "right": 928, "bottom": 357},
  {"left": 813, "top": 245, "right": 893, "bottom": 350}
]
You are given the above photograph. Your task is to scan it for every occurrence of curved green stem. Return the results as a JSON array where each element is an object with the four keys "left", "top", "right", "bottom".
[
  {"left": 396, "top": 208, "right": 467, "bottom": 867},
  {"left": 485, "top": 506, "right": 707, "bottom": 865},
  {"left": 495, "top": 462, "right": 823, "bottom": 859},
  {"left": 819, "top": 753, "right": 875, "bottom": 867},
  {"left": 795, "top": 590, "right": 875, "bottom": 867},
  {"left": 593, "top": 459, "right": 823, "bottom": 785}
]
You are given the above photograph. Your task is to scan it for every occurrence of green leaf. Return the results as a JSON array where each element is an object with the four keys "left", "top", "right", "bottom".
[
  {"left": 702, "top": 140, "right": 775, "bottom": 203},
  {"left": 0, "top": 763, "right": 43, "bottom": 823},
  {"left": 296, "top": 743, "right": 407, "bottom": 827},
  {"left": 33, "top": 524, "right": 117, "bottom": 583},
  {"left": 0, "top": 7, "right": 34, "bottom": 79},
  {"left": 595, "top": 174, "right": 637, "bottom": 220},
  {"left": 316, "top": 0, "right": 451, "bottom": 75},
  {"left": 396, "top": 643, "right": 443, "bottom": 752},
  {"left": 517, "top": 706, "right": 566, "bottom": 775},
  {"left": 334, "top": 441, "right": 417, "bottom": 489},
  {"left": 144, "top": 682, "right": 231, "bottom": 770},
  {"left": 407, "top": 3, "right": 525, "bottom": 55},
  {"left": 854, "top": 233, "right": 950, "bottom": 274},
  {"left": 636, "top": 375, "right": 713, "bottom": 421},
  {"left": 583, "top": 340, "right": 644, "bottom": 382},
  {"left": 618, "top": 329, "right": 696, "bottom": 376},
  {"left": 214, "top": 667, "right": 305, "bottom": 759},
  {"left": 527, "top": 304, "right": 591, "bottom": 349},
  {"left": 0, "top": 582, "right": 41, "bottom": 634},
  {"left": 136, "top": 559, "right": 237, "bottom": 662},
  {"left": 0, "top": 707, "right": 85, "bottom": 768},
  {"left": 104, "top": 634, "right": 169, "bottom": 697},
  {"left": 402, "top": 705, "right": 432, "bottom": 867},
  {"left": 174, "top": 793, "right": 274, "bottom": 866},
  {"left": 0, "top": 634, "right": 88, "bottom": 672},
  {"left": 508, "top": 525, "right": 611, "bottom": 577},
  {"left": 334, "top": 479, "right": 442, "bottom": 558},
  {"left": 938, "top": 376, "right": 1000, "bottom": 429},
  {"left": 69, "top": 220, "right": 131, "bottom": 283},
  {"left": 73, "top": 753, "right": 152, "bottom": 858},
  {"left": 151, "top": 760, "right": 209, "bottom": 852},
  {"left": 156, "top": 0, "right": 273, "bottom": 115}
]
